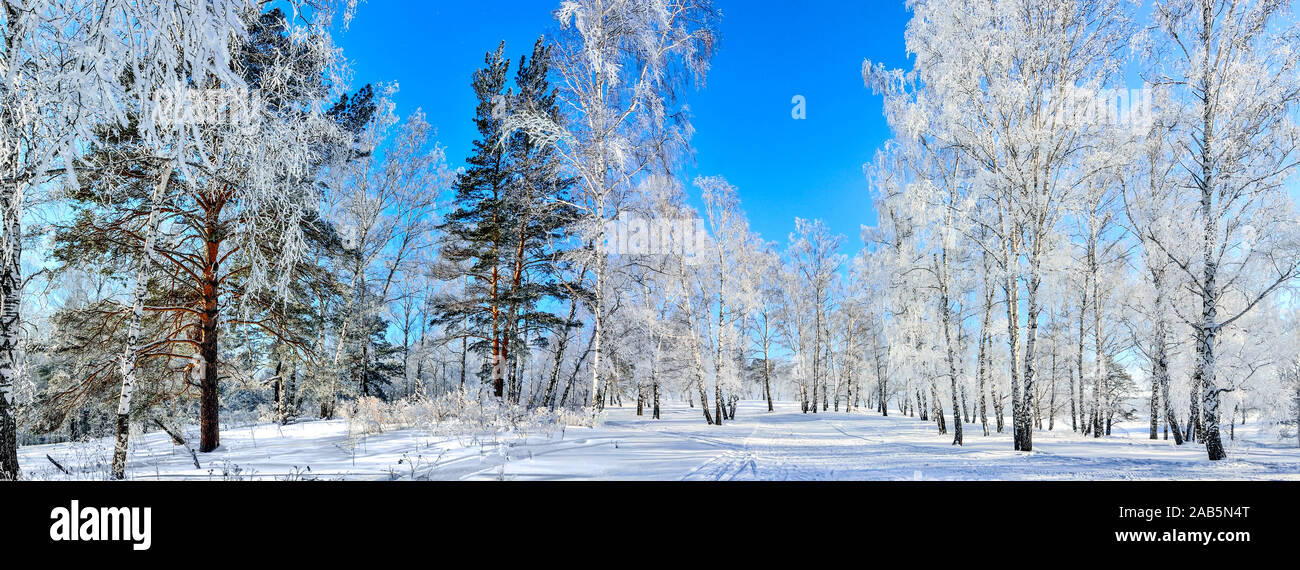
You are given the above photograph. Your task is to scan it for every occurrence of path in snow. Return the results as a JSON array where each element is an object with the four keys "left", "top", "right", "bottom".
[
  {"left": 487, "top": 401, "right": 1300, "bottom": 480},
  {"left": 18, "top": 401, "right": 1300, "bottom": 480}
]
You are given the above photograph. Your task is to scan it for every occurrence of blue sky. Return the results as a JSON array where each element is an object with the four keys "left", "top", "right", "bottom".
[{"left": 332, "top": 0, "right": 914, "bottom": 255}]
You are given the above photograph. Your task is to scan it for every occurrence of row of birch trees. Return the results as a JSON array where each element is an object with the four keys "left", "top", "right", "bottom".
[{"left": 859, "top": 0, "right": 1300, "bottom": 461}]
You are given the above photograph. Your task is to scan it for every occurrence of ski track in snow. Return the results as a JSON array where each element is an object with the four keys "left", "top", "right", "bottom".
[{"left": 17, "top": 401, "right": 1300, "bottom": 480}]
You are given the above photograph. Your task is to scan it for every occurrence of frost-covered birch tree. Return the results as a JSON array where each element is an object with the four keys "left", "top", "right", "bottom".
[
  {"left": 786, "top": 218, "right": 845, "bottom": 415},
  {"left": 328, "top": 94, "right": 447, "bottom": 403},
  {"left": 1143, "top": 0, "right": 1300, "bottom": 460},
  {"left": 867, "top": 0, "right": 1136, "bottom": 451}
]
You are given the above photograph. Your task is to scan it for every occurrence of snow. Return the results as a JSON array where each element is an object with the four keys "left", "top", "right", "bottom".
[{"left": 19, "top": 401, "right": 1300, "bottom": 481}]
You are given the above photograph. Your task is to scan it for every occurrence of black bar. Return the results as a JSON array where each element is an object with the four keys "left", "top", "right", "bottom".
[{"left": 4, "top": 481, "right": 1291, "bottom": 559}]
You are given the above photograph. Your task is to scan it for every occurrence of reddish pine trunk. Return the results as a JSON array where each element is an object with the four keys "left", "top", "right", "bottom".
[{"left": 199, "top": 212, "right": 222, "bottom": 452}]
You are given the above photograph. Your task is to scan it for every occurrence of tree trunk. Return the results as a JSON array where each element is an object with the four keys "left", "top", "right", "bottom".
[
  {"left": 198, "top": 210, "right": 222, "bottom": 453},
  {"left": 589, "top": 261, "right": 604, "bottom": 407},
  {"left": 1046, "top": 331, "right": 1057, "bottom": 432},
  {"left": 0, "top": 182, "right": 22, "bottom": 479},
  {"left": 1149, "top": 363, "right": 1160, "bottom": 440},
  {"left": 1021, "top": 255, "right": 1042, "bottom": 452},
  {"left": 1090, "top": 239, "right": 1105, "bottom": 440},
  {"left": 1003, "top": 254, "right": 1024, "bottom": 450},
  {"left": 939, "top": 264, "right": 962, "bottom": 446},
  {"left": 696, "top": 374, "right": 714, "bottom": 425},
  {"left": 110, "top": 166, "right": 173, "bottom": 478},
  {"left": 652, "top": 378, "right": 660, "bottom": 420},
  {"left": 877, "top": 349, "right": 889, "bottom": 417},
  {"left": 1153, "top": 269, "right": 1183, "bottom": 445},
  {"left": 1194, "top": 0, "right": 1227, "bottom": 462},
  {"left": 762, "top": 340, "right": 773, "bottom": 413},
  {"left": 991, "top": 383, "right": 1004, "bottom": 433},
  {"left": 0, "top": 10, "right": 25, "bottom": 481},
  {"left": 544, "top": 299, "right": 579, "bottom": 408},
  {"left": 977, "top": 334, "right": 990, "bottom": 437}
]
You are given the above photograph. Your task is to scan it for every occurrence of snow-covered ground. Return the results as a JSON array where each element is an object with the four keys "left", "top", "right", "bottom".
[{"left": 18, "top": 401, "right": 1300, "bottom": 480}]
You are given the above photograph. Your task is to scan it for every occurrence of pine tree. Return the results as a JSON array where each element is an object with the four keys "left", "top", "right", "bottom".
[
  {"left": 498, "top": 38, "right": 580, "bottom": 404},
  {"left": 434, "top": 43, "right": 513, "bottom": 399},
  {"left": 434, "top": 39, "right": 577, "bottom": 401}
]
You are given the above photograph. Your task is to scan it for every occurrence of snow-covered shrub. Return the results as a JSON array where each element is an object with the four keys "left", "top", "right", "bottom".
[
  {"left": 340, "top": 389, "right": 601, "bottom": 441},
  {"left": 336, "top": 399, "right": 394, "bottom": 439}
]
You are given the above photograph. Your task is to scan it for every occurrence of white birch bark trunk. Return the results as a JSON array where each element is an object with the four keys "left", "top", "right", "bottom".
[
  {"left": 0, "top": 182, "right": 19, "bottom": 480},
  {"left": 112, "top": 164, "right": 173, "bottom": 479}
]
